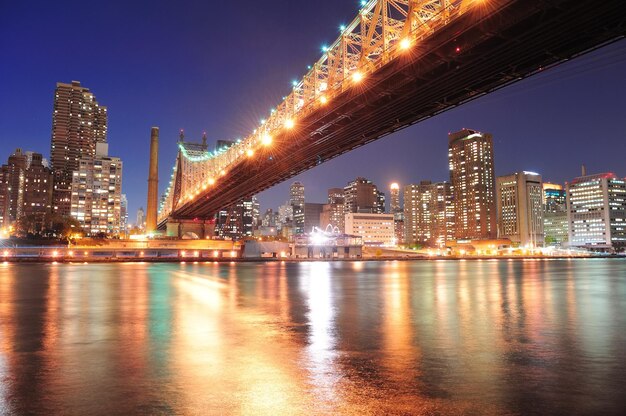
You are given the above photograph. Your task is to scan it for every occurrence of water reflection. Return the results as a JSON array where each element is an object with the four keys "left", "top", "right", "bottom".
[{"left": 0, "top": 260, "right": 625, "bottom": 415}]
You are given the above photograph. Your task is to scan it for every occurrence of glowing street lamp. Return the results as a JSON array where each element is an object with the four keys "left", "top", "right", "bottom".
[
  {"left": 284, "top": 118, "right": 295, "bottom": 129},
  {"left": 261, "top": 133, "right": 272, "bottom": 146},
  {"left": 352, "top": 71, "right": 364, "bottom": 82},
  {"left": 399, "top": 38, "right": 411, "bottom": 50}
]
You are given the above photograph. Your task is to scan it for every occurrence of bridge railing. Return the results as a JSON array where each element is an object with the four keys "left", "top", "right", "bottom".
[{"left": 158, "top": 0, "right": 482, "bottom": 223}]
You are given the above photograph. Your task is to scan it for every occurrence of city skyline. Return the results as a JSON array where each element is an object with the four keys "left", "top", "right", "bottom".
[{"left": 1, "top": 1, "right": 625, "bottom": 218}]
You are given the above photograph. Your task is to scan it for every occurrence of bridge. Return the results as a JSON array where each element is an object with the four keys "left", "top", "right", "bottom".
[{"left": 156, "top": 0, "right": 626, "bottom": 236}]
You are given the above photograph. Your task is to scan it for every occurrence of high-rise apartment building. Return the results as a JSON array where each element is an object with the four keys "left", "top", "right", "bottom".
[
  {"left": 120, "top": 194, "right": 128, "bottom": 234},
  {"left": 567, "top": 172, "right": 626, "bottom": 250},
  {"left": 0, "top": 149, "right": 27, "bottom": 227},
  {"left": 448, "top": 129, "right": 496, "bottom": 240},
  {"left": 496, "top": 172, "right": 544, "bottom": 247},
  {"left": 0, "top": 149, "right": 53, "bottom": 233},
  {"left": 390, "top": 183, "right": 401, "bottom": 213},
  {"left": 70, "top": 143, "right": 122, "bottom": 236},
  {"left": 21, "top": 153, "right": 54, "bottom": 233},
  {"left": 303, "top": 203, "right": 324, "bottom": 233},
  {"left": 404, "top": 181, "right": 454, "bottom": 247},
  {"left": 214, "top": 196, "right": 255, "bottom": 240},
  {"left": 389, "top": 183, "right": 404, "bottom": 244},
  {"left": 344, "top": 177, "right": 385, "bottom": 214},
  {"left": 136, "top": 207, "right": 145, "bottom": 230},
  {"left": 543, "top": 183, "right": 568, "bottom": 246},
  {"left": 320, "top": 188, "right": 345, "bottom": 232},
  {"left": 51, "top": 81, "right": 107, "bottom": 216},
  {"left": 290, "top": 182, "right": 305, "bottom": 234}
]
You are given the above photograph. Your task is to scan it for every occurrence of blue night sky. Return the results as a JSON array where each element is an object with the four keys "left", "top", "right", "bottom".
[{"left": 1, "top": 0, "right": 625, "bottom": 220}]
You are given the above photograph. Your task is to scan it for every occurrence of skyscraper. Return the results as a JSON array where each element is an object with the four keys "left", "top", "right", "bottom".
[
  {"left": 344, "top": 177, "right": 385, "bottom": 214},
  {"left": 543, "top": 182, "right": 568, "bottom": 246},
  {"left": 70, "top": 143, "right": 123, "bottom": 236},
  {"left": 404, "top": 181, "right": 454, "bottom": 247},
  {"left": 567, "top": 172, "right": 626, "bottom": 250},
  {"left": 136, "top": 207, "right": 145, "bottom": 230},
  {"left": 51, "top": 81, "right": 107, "bottom": 216},
  {"left": 21, "top": 152, "right": 54, "bottom": 233},
  {"left": 448, "top": 129, "right": 496, "bottom": 240},
  {"left": 496, "top": 172, "right": 544, "bottom": 247},
  {"left": 390, "top": 183, "right": 401, "bottom": 213},
  {"left": 390, "top": 183, "right": 404, "bottom": 244},
  {"left": 290, "top": 182, "right": 305, "bottom": 234},
  {"left": 320, "top": 188, "right": 345, "bottom": 232}
]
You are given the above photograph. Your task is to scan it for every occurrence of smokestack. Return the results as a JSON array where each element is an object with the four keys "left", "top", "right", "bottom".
[
  {"left": 146, "top": 127, "right": 159, "bottom": 233},
  {"left": 581, "top": 164, "right": 586, "bottom": 177}
]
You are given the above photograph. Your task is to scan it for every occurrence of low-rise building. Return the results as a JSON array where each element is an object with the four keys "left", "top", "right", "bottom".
[{"left": 344, "top": 212, "right": 395, "bottom": 246}]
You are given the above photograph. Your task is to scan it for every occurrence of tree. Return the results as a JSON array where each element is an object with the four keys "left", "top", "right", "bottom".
[{"left": 43, "top": 213, "right": 83, "bottom": 239}]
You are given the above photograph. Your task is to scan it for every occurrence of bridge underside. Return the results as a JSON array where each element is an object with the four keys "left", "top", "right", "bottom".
[{"left": 163, "top": 0, "right": 625, "bottom": 224}]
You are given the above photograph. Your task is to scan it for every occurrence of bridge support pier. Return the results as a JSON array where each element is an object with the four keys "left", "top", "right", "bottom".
[{"left": 166, "top": 218, "right": 215, "bottom": 239}]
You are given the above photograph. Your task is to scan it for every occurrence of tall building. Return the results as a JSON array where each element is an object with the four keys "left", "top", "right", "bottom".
[
  {"left": 320, "top": 188, "right": 345, "bottom": 232},
  {"left": 390, "top": 183, "right": 404, "bottom": 244},
  {"left": 303, "top": 202, "right": 324, "bottom": 233},
  {"left": 344, "top": 177, "right": 385, "bottom": 214},
  {"left": 345, "top": 213, "right": 395, "bottom": 246},
  {"left": 0, "top": 149, "right": 27, "bottom": 227},
  {"left": 448, "top": 128, "right": 496, "bottom": 240},
  {"left": 0, "top": 149, "right": 53, "bottom": 233},
  {"left": 567, "top": 172, "right": 626, "bottom": 250},
  {"left": 214, "top": 196, "right": 255, "bottom": 240},
  {"left": 51, "top": 81, "right": 107, "bottom": 216},
  {"left": 120, "top": 194, "right": 128, "bottom": 234},
  {"left": 69, "top": 143, "right": 123, "bottom": 236},
  {"left": 277, "top": 202, "right": 293, "bottom": 229},
  {"left": 136, "top": 207, "right": 145, "bottom": 230},
  {"left": 390, "top": 183, "right": 401, "bottom": 213},
  {"left": 543, "top": 183, "right": 568, "bottom": 246},
  {"left": 496, "top": 172, "right": 544, "bottom": 247},
  {"left": 290, "top": 182, "right": 305, "bottom": 234},
  {"left": 404, "top": 181, "right": 454, "bottom": 247},
  {"left": 21, "top": 152, "right": 54, "bottom": 233}
]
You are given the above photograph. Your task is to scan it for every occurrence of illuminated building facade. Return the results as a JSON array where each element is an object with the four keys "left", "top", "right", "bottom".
[
  {"left": 320, "top": 188, "right": 345, "bottom": 232},
  {"left": 403, "top": 181, "right": 454, "bottom": 247},
  {"left": 51, "top": 81, "right": 107, "bottom": 216},
  {"left": 290, "top": 181, "right": 305, "bottom": 234},
  {"left": 303, "top": 202, "right": 324, "bottom": 233},
  {"left": 344, "top": 177, "right": 385, "bottom": 214},
  {"left": 543, "top": 183, "right": 568, "bottom": 246},
  {"left": 448, "top": 129, "right": 496, "bottom": 240},
  {"left": 390, "top": 183, "right": 403, "bottom": 244},
  {"left": 214, "top": 196, "right": 255, "bottom": 240},
  {"left": 345, "top": 212, "right": 395, "bottom": 246},
  {"left": 0, "top": 149, "right": 53, "bottom": 233},
  {"left": 496, "top": 172, "right": 544, "bottom": 247},
  {"left": 567, "top": 172, "right": 626, "bottom": 250},
  {"left": 69, "top": 143, "right": 123, "bottom": 236}
]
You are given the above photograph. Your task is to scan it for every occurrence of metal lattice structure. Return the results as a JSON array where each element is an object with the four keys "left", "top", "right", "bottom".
[
  {"left": 159, "top": 0, "right": 480, "bottom": 224},
  {"left": 158, "top": 0, "right": 626, "bottom": 227}
]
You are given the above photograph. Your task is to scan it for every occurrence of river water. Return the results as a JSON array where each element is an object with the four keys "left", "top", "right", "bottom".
[{"left": 0, "top": 259, "right": 625, "bottom": 415}]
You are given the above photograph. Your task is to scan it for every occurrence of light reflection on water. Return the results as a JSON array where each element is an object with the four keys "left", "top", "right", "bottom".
[{"left": 0, "top": 259, "right": 625, "bottom": 415}]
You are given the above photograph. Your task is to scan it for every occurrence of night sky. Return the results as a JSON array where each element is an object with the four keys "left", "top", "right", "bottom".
[{"left": 1, "top": 0, "right": 625, "bottom": 221}]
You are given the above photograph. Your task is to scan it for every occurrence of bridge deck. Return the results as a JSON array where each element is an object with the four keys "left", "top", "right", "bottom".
[{"left": 164, "top": 0, "right": 625, "bottom": 224}]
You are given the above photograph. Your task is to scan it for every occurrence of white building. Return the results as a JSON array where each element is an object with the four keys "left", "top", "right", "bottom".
[
  {"left": 70, "top": 143, "right": 123, "bottom": 236},
  {"left": 344, "top": 213, "right": 395, "bottom": 246},
  {"left": 496, "top": 171, "right": 544, "bottom": 247},
  {"left": 567, "top": 172, "right": 626, "bottom": 251}
]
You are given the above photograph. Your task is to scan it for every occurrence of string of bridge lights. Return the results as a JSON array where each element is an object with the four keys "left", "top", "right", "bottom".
[{"left": 159, "top": 0, "right": 473, "bottom": 217}]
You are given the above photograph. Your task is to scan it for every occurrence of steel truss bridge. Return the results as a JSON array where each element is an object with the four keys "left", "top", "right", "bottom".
[{"left": 158, "top": 0, "right": 625, "bottom": 230}]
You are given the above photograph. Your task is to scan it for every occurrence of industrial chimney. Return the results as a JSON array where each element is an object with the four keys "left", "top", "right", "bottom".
[{"left": 145, "top": 127, "right": 159, "bottom": 233}]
